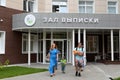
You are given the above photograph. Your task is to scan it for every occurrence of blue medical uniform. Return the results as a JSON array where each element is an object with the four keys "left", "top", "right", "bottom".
[{"left": 49, "top": 49, "right": 60, "bottom": 75}]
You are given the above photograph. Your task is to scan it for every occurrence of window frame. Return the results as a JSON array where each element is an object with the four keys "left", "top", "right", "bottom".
[
  {"left": 0, "top": 31, "right": 6, "bottom": 54},
  {"left": 78, "top": 0, "right": 94, "bottom": 13},
  {"left": 0, "top": 0, "right": 6, "bottom": 6},
  {"left": 107, "top": 36, "right": 119, "bottom": 53},
  {"left": 52, "top": 1, "right": 68, "bottom": 13},
  {"left": 86, "top": 36, "right": 99, "bottom": 53},
  {"left": 23, "top": 0, "right": 37, "bottom": 12},
  {"left": 22, "top": 33, "right": 37, "bottom": 54},
  {"left": 107, "top": 1, "right": 118, "bottom": 14}
]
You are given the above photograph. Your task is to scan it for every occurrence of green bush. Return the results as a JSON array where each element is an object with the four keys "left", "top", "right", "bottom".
[{"left": 0, "top": 59, "right": 10, "bottom": 70}]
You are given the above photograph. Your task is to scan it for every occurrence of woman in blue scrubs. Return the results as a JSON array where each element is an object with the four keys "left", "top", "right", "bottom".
[{"left": 48, "top": 43, "right": 60, "bottom": 77}]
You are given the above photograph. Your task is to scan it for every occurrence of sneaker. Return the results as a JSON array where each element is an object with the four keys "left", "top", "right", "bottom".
[
  {"left": 50, "top": 75, "right": 53, "bottom": 77},
  {"left": 62, "top": 71, "right": 65, "bottom": 74},
  {"left": 75, "top": 71, "right": 78, "bottom": 76},
  {"left": 81, "top": 69, "right": 83, "bottom": 72},
  {"left": 78, "top": 72, "right": 81, "bottom": 77}
]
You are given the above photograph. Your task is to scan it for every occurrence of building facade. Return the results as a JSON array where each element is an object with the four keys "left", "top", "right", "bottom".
[{"left": 1, "top": 0, "right": 120, "bottom": 65}]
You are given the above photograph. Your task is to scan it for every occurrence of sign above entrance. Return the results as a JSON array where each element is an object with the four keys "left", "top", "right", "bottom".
[
  {"left": 43, "top": 17, "right": 99, "bottom": 24},
  {"left": 24, "top": 14, "right": 36, "bottom": 26},
  {"left": 13, "top": 13, "right": 120, "bottom": 30}
]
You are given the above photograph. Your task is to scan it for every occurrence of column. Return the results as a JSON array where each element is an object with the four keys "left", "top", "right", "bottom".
[
  {"left": 78, "top": 29, "right": 81, "bottom": 42},
  {"left": 83, "top": 29, "right": 86, "bottom": 66},
  {"left": 43, "top": 31, "right": 46, "bottom": 64},
  {"left": 102, "top": 31, "right": 105, "bottom": 60},
  {"left": 28, "top": 30, "right": 31, "bottom": 65},
  {"left": 72, "top": 29, "right": 75, "bottom": 65},
  {"left": 111, "top": 30, "right": 114, "bottom": 61},
  {"left": 36, "top": 32, "right": 39, "bottom": 63}
]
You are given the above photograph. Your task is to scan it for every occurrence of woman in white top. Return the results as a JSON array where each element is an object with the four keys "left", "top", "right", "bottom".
[{"left": 73, "top": 42, "right": 84, "bottom": 77}]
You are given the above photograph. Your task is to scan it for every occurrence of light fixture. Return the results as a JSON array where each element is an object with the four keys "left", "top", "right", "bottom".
[{"left": 0, "top": 19, "right": 3, "bottom": 22}]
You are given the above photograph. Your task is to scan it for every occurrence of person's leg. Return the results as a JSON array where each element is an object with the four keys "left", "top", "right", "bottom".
[
  {"left": 63, "top": 65, "right": 65, "bottom": 73},
  {"left": 78, "top": 61, "right": 82, "bottom": 77},
  {"left": 61, "top": 65, "right": 63, "bottom": 72},
  {"left": 75, "top": 60, "right": 78, "bottom": 76},
  {"left": 53, "top": 65, "right": 56, "bottom": 76},
  {"left": 81, "top": 57, "right": 84, "bottom": 71},
  {"left": 49, "top": 65, "right": 54, "bottom": 77}
]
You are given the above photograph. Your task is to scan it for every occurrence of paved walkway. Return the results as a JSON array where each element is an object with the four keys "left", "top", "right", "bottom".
[{"left": 4, "top": 63, "right": 120, "bottom": 80}]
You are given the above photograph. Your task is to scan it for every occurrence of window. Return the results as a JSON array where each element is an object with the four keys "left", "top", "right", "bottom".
[
  {"left": 108, "top": 1, "right": 117, "bottom": 14},
  {"left": 52, "top": 0, "right": 68, "bottom": 13},
  {"left": 86, "top": 36, "right": 98, "bottom": 53},
  {"left": 0, "top": 31, "right": 5, "bottom": 54},
  {"left": 53, "top": 32, "right": 67, "bottom": 39},
  {"left": 107, "top": 36, "right": 119, "bottom": 52},
  {"left": 79, "top": 1, "right": 94, "bottom": 13},
  {"left": 22, "top": 34, "right": 37, "bottom": 53},
  {"left": 0, "top": 0, "right": 6, "bottom": 6},
  {"left": 23, "top": 0, "right": 35, "bottom": 12}
]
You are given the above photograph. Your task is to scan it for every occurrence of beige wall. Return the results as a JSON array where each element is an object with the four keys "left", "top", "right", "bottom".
[
  {"left": 5, "top": 0, "right": 120, "bottom": 14},
  {"left": 38, "top": 0, "right": 45, "bottom": 12},
  {"left": 68, "top": 0, "right": 78, "bottom": 13},
  {"left": 95, "top": 0, "right": 107, "bottom": 13},
  {"left": 38, "top": 0, "right": 52, "bottom": 13},
  {"left": 44, "top": 0, "right": 52, "bottom": 13},
  {"left": 6, "top": 0, "right": 23, "bottom": 10}
]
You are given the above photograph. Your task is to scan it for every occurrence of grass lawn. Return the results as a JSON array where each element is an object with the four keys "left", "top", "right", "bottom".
[
  {"left": 114, "top": 77, "right": 120, "bottom": 80},
  {"left": 0, "top": 66, "right": 48, "bottom": 79}
]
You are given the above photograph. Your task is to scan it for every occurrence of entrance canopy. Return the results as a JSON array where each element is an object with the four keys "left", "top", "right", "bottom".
[{"left": 12, "top": 13, "right": 120, "bottom": 31}]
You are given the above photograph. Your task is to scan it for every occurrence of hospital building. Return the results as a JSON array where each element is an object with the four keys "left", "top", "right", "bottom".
[{"left": 0, "top": 0, "right": 120, "bottom": 65}]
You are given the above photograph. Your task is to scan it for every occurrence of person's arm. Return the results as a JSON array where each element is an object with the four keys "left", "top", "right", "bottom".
[
  {"left": 73, "top": 48, "right": 77, "bottom": 55},
  {"left": 47, "top": 50, "right": 50, "bottom": 58}
]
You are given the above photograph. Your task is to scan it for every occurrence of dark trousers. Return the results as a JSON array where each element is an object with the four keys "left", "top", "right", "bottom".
[{"left": 61, "top": 65, "right": 66, "bottom": 72}]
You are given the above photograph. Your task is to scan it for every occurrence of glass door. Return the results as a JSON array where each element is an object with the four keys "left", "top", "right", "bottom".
[
  {"left": 54, "top": 40, "right": 64, "bottom": 62},
  {"left": 38, "top": 40, "right": 43, "bottom": 62}
]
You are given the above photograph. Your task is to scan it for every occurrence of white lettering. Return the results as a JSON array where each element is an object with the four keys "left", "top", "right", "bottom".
[
  {"left": 67, "top": 18, "right": 72, "bottom": 23},
  {"left": 78, "top": 18, "right": 84, "bottom": 23},
  {"left": 73, "top": 18, "right": 78, "bottom": 22},
  {"left": 94, "top": 18, "right": 99, "bottom": 23},
  {"left": 42, "top": 17, "right": 99, "bottom": 24},
  {"left": 62, "top": 18, "right": 66, "bottom": 23},
  {"left": 84, "top": 18, "right": 89, "bottom": 23}
]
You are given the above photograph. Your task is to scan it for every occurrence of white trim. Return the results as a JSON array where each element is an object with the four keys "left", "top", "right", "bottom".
[
  {"left": 0, "top": 0, "right": 6, "bottom": 6},
  {"left": 78, "top": 0, "right": 94, "bottom": 13},
  {"left": 107, "top": 1, "right": 118, "bottom": 14},
  {"left": 22, "top": 33, "right": 37, "bottom": 54},
  {"left": 83, "top": 29, "right": 86, "bottom": 65},
  {"left": 43, "top": 31, "right": 46, "bottom": 64},
  {"left": 72, "top": 29, "right": 75, "bottom": 65},
  {"left": 28, "top": 30, "right": 31, "bottom": 65},
  {"left": 111, "top": 29, "right": 114, "bottom": 61},
  {"left": 0, "top": 31, "right": 6, "bottom": 54}
]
